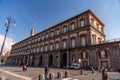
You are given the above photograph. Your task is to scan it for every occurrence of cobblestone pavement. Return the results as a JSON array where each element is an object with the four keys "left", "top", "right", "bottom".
[{"left": 0, "top": 65, "right": 120, "bottom": 80}]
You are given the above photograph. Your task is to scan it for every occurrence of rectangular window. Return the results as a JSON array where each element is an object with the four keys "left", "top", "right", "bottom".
[
  {"left": 72, "top": 39, "right": 75, "bottom": 48},
  {"left": 98, "top": 38, "right": 101, "bottom": 44},
  {"left": 51, "top": 32, "right": 54, "bottom": 37},
  {"left": 83, "top": 52, "right": 87, "bottom": 59},
  {"left": 91, "top": 18, "right": 94, "bottom": 26},
  {"left": 63, "top": 41, "right": 66, "bottom": 49},
  {"left": 56, "top": 42, "right": 59, "bottom": 50},
  {"left": 42, "top": 35, "right": 44, "bottom": 40},
  {"left": 92, "top": 35, "right": 96, "bottom": 45},
  {"left": 96, "top": 23, "right": 99, "bottom": 30},
  {"left": 101, "top": 27, "right": 104, "bottom": 33},
  {"left": 37, "top": 48, "right": 39, "bottom": 52},
  {"left": 45, "top": 45, "right": 48, "bottom": 51},
  {"left": 81, "top": 36, "right": 86, "bottom": 46},
  {"left": 41, "top": 46, "right": 43, "bottom": 52},
  {"left": 46, "top": 34, "right": 48, "bottom": 39},
  {"left": 56, "top": 29, "right": 60, "bottom": 35},
  {"left": 71, "top": 23, "right": 75, "bottom": 30},
  {"left": 50, "top": 44, "right": 53, "bottom": 51},
  {"left": 100, "top": 51, "right": 107, "bottom": 58},
  {"left": 80, "top": 20, "right": 85, "bottom": 27},
  {"left": 63, "top": 26, "right": 67, "bottom": 33}
]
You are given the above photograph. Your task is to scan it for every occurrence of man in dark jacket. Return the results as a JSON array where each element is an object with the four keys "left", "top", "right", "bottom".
[{"left": 45, "top": 65, "right": 49, "bottom": 80}]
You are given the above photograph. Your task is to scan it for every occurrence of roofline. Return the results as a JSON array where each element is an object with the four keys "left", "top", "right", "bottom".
[
  {"left": 13, "top": 9, "right": 105, "bottom": 46},
  {"left": 88, "top": 10, "right": 105, "bottom": 26}
]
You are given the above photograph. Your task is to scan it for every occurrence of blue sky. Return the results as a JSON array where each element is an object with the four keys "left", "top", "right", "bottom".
[{"left": 0, "top": 0, "right": 120, "bottom": 51}]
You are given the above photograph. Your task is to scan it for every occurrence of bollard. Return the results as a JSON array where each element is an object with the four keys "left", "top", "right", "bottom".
[
  {"left": 65, "top": 71, "right": 69, "bottom": 78},
  {"left": 57, "top": 72, "right": 62, "bottom": 79},
  {"left": 39, "top": 74, "right": 44, "bottom": 80},
  {"left": 49, "top": 73, "right": 54, "bottom": 80},
  {"left": 0, "top": 76, "right": 6, "bottom": 80}
]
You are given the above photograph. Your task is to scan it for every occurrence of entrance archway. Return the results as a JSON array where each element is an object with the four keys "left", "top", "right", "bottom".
[
  {"left": 32, "top": 55, "right": 35, "bottom": 66},
  {"left": 39, "top": 56, "right": 43, "bottom": 66},
  {"left": 61, "top": 53, "right": 67, "bottom": 68},
  {"left": 49, "top": 55, "right": 53, "bottom": 67},
  {"left": 25, "top": 56, "right": 28, "bottom": 64}
]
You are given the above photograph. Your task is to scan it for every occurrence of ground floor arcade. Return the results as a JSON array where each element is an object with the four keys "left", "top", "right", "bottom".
[{"left": 8, "top": 45, "right": 115, "bottom": 71}]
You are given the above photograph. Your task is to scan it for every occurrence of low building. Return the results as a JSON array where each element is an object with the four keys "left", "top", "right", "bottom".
[{"left": 8, "top": 10, "right": 120, "bottom": 71}]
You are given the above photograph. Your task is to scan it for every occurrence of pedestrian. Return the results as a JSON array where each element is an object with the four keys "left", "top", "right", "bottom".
[
  {"left": 91, "top": 66, "right": 95, "bottom": 73},
  {"left": 45, "top": 65, "right": 49, "bottom": 80},
  {"left": 22, "top": 64, "right": 25, "bottom": 71},
  {"left": 22, "top": 64, "right": 27, "bottom": 71},
  {"left": 24, "top": 64, "right": 27, "bottom": 71}
]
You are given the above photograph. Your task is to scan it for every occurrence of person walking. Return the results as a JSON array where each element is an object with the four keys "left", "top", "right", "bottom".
[
  {"left": 45, "top": 65, "right": 49, "bottom": 80},
  {"left": 22, "top": 64, "right": 27, "bottom": 71},
  {"left": 91, "top": 66, "right": 95, "bottom": 73}
]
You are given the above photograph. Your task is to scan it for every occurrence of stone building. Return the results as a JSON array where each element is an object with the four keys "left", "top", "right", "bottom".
[{"left": 8, "top": 10, "right": 120, "bottom": 71}]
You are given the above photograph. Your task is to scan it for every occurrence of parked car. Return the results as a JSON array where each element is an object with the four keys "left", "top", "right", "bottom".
[{"left": 68, "top": 63, "right": 80, "bottom": 69}]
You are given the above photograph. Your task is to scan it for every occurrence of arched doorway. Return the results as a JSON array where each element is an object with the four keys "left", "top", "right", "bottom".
[
  {"left": 39, "top": 56, "right": 43, "bottom": 66},
  {"left": 49, "top": 55, "right": 53, "bottom": 67},
  {"left": 25, "top": 56, "right": 28, "bottom": 64},
  {"left": 61, "top": 53, "right": 67, "bottom": 68},
  {"left": 32, "top": 55, "right": 35, "bottom": 66}
]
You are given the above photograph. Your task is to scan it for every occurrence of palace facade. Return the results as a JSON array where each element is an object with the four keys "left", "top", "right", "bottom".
[{"left": 8, "top": 10, "right": 120, "bottom": 71}]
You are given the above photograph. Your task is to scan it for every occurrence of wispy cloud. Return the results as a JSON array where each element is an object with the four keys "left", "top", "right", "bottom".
[{"left": 0, "top": 34, "right": 15, "bottom": 55}]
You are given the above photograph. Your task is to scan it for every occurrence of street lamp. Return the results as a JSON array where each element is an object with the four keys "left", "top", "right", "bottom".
[{"left": 0, "top": 16, "right": 15, "bottom": 63}]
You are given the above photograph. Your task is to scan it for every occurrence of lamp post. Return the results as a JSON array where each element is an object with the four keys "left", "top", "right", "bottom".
[{"left": 0, "top": 16, "right": 15, "bottom": 63}]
